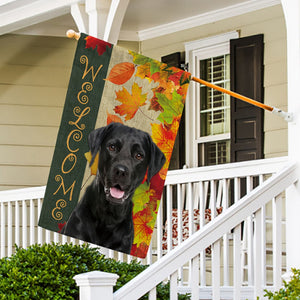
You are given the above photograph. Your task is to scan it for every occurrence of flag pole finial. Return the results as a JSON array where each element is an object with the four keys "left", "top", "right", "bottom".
[{"left": 66, "top": 30, "right": 80, "bottom": 40}]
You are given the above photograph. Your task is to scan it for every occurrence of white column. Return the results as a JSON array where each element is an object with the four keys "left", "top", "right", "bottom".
[
  {"left": 74, "top": 271, "right": 119, "bottom": 300},
  {"left": 281, "top": 0, "right": 300, "bottom": 270},
  {"left": 85, "top": 0, "right": 111, "bottom": 39}
]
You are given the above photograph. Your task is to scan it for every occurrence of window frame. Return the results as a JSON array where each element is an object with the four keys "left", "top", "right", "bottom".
[{"left": 185, "top": 31, "right": 239, "bottom": 167}]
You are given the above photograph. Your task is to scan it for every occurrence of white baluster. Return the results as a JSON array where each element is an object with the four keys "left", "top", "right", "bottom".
[
  {"left": 233, "top": 224, "right": 242, "bottom": 300},
  {"left": 254, "top": 208, "right": 263, "bottom": 299},
  {"left": 166, "top": 184, "right": 173, "bottom": 252},
  {"left": 156, "top": 198, "right": 163, "bottom": 259},
  {"left": 1, "top": 202, "right": 5, "bottom": 258},
  {"left": 15, "top": 200, "right": 20, "bottom": 247},
  {"left": 177, "top": 183, "right": 183, "bottom": 285},
  {"left": 199, "top": 181, "right": 206, "bottom": 286},
  {"left": 273, "top": 194, "right": 283, "bottom": 290},
  {"left": 191, "top": 255, "right": 199, "bottom": 300},
  {"left": 22, "top": 200, "right": 27, "bottom": 248},
  {"left": 212, "top": 240, "right": 221, "bottom": 300},
  {"left": 7, "top": 201, "right": 12, "bottom": 256},
  {"left": 30, "top": 199, "right": 35, "bottom": 245},
  {"left": 222, "top": 178, "right": 229, "bottom": 286},
  {"left": 170, "top": 270, "right": 178, "bottom": 300},
  {"left": 37, "top": 199, "right": 43, "bottom": 244}
]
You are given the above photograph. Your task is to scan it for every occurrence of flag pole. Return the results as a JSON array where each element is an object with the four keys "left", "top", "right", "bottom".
[
  {"left": 66, "top": 29, "right": 293, "bottom": 122},
  {"left": 191, "top": 76, "right": 293, "bottom": 122}
]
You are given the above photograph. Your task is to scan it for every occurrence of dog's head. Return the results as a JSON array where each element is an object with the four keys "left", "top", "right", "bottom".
[{"left": 88, "top": 123, "right": 166, "bottom": 205}]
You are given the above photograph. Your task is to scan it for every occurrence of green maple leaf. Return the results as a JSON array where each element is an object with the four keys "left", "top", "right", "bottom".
[
  {"left": 157, "top": 91, "right": 184, "bottom": 124},
  {"left": 129, "top": 51, "right": 161, "bottom": 75},
  {"left": 129, "top": 51, "right": 152, "bottom": 65},
  {"left": 150, "top": 61, "right": 161, "bottom": 75},
  {"left": 132, "top": 182, "right": 154, "bottom": 215}
]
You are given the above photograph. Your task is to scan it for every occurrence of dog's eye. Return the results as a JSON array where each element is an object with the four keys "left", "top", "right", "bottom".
[
  {"left": 108, "top": 144, "right": 117, "bottom": 152},
  {"left": 135, "top": 153, "right": 144, "bottom": 160}
]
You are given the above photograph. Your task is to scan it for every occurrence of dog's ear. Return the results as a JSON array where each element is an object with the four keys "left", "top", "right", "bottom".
[
  {"left": 88, "top": 125, "right": 109, "bottom": 167},
  {"left": 147, "top": 136, "right": 166, "bottom": 184}
]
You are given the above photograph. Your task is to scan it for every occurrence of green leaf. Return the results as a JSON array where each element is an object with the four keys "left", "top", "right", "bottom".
[
  {"left": 129, "top": 51, "right": 152, "bottom": 65},
  {"left": 132, "top": 182, "right": 153, "bottom": 214},
  {"left": 149, "top": 60, "right": 161, "bottom": 75},
  {"left": 157, "top": 91, "right": 184, "bottom": 124}
]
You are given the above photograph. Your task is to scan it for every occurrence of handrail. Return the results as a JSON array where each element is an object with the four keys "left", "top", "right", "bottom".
[
  {"left": 0, "top": 186, "right": 46, "bottom": 202},
  {"left": 114, "top": 162, "right": 298, "bottom": 300},
  {"left": 165, "top": 156, "right": 288, "bottom": 184}
]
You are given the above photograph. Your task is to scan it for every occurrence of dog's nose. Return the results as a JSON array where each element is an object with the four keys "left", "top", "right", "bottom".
[{"left": 113, "top": 165, "right": 128, "bottom": 178}]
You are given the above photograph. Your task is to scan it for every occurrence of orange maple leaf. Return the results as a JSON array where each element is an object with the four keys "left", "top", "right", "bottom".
[
  {"left": 106, "top": 112, "right": 123, "bottom": 125},
  {"left": 132, "top": 207, "right": 154, "bottom": 247},
  {"left": 106, "top": 62, "right": 135, "bottom": 85},
  {"left": 114, "top": 83, "right": 147, "bottom": 120},
  {"left": 177, "top": 84, "right": 189, "bottom": 97},
  {"left": 151, "top": 118, "right": 180, "bottom": 162}
]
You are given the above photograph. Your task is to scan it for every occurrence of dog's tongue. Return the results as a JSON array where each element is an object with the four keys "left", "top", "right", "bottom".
[{"left": 110, "top": 187, "right": 125, "bottom": 199}]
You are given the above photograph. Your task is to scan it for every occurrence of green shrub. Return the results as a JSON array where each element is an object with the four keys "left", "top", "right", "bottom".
[
  {"left": 264, "top": 268, "right": 300, "bottom": 299},
  {"left": 0, "top": 243, "right": 190, "bottom": 300}
]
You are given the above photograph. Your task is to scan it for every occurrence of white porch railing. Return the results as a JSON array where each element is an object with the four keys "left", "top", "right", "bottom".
[
  {"left": 111, "top": 160, "right": 296, "bottom": 300},
  {"left": 0, "top": 156, "right": 294, "bottom": 299}
]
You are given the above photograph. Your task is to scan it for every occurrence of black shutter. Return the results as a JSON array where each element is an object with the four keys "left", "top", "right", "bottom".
[
  {"left": 230, "top": 34, "right": 264, "bottom": 162},
  {"left": 161, "top": 52, "right": 186, "bottom": 169}
]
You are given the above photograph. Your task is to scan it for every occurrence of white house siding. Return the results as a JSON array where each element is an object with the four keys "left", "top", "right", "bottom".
[
  {"left": 140, "top": 4, "right": 288, "bottom": 160},
  {"left": 0, "top": 34, "right": 76, "bottom": 190}
]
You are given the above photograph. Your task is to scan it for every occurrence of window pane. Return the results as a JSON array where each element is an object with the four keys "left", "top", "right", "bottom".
[
  {"left": 200, "top": 111, "right": 211, "bottom": 136},
  {"left": 199, "top": 54, "right": 230, "bottom": 138},
  {"left": 198, "top": 140, "right": 230, "bottom": 166}
]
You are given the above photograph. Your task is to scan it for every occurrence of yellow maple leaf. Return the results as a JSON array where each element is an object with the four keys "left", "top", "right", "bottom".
[
  {"left": 151, "top": 118, "right": 179, "bottom": 162},
  {"left": 114, "top": 82, "right": 147, "bottom": 121},
  {"left": 84, "top": 151, "right": 99, "bottom": 175},
  {"left": 135, "top": 63, "right": 151, "bottom": 82}
]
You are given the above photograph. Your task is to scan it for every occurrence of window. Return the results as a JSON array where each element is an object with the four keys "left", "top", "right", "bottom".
[
  {"left": 185, "top": 31, "right": 239, "bottom": 167},
  {"left": 198, "top": 54, "right": 231, "bottom": 166}
]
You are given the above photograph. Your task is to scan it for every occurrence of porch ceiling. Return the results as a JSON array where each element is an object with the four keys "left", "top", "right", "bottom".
[{"left": 0, "top": 0, "right": 281, "bottom": 41}]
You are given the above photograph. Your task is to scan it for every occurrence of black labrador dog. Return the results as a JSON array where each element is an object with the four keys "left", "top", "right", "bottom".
[{"left": 62, "top": 122, "right": 166, "bottom": 254}]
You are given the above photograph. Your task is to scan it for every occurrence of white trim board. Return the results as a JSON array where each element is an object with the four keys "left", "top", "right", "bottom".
[{"left": 137, "top": 0, "right": 281, "bottom": 41}]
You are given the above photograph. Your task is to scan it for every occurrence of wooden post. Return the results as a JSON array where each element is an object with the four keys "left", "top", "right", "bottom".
[
  {"left": 74, "top": 271, "right": 119, "bottom": 300},
  {"left": 281, "top": 0, "right": 300, "bottom": 272}
]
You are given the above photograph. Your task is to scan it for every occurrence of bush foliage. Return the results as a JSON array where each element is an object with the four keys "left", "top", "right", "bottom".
[
  {"left": 264, "top": 268, "right": 300, "bottom": 299},
  {"left": 0, "top": 243, "right": 190, "bottom": 300}
]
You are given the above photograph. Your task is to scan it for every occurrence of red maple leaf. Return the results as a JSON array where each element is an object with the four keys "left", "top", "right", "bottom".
[
  {"left": 150, "top": 172, "right": 165, "bottom": 198},
  {"left": 85, "top": 36, "right": 112, "bottom": 56},
  {"left": 130, "top": 242, "right": 149, "bottom": 258},
  {"left": 132, "top": 207, "right": 154, "bottom": 247},
  {"left": 58, "top": 222, "right": 66, "bottom": 233},
  {"left": 168, "top": 70, "right": 184, "bottom": 86}
]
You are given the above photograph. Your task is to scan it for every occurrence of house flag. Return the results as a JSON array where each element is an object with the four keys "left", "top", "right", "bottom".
[{"left": 38, "top": 33, "right": 191, "bottom": 258}]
